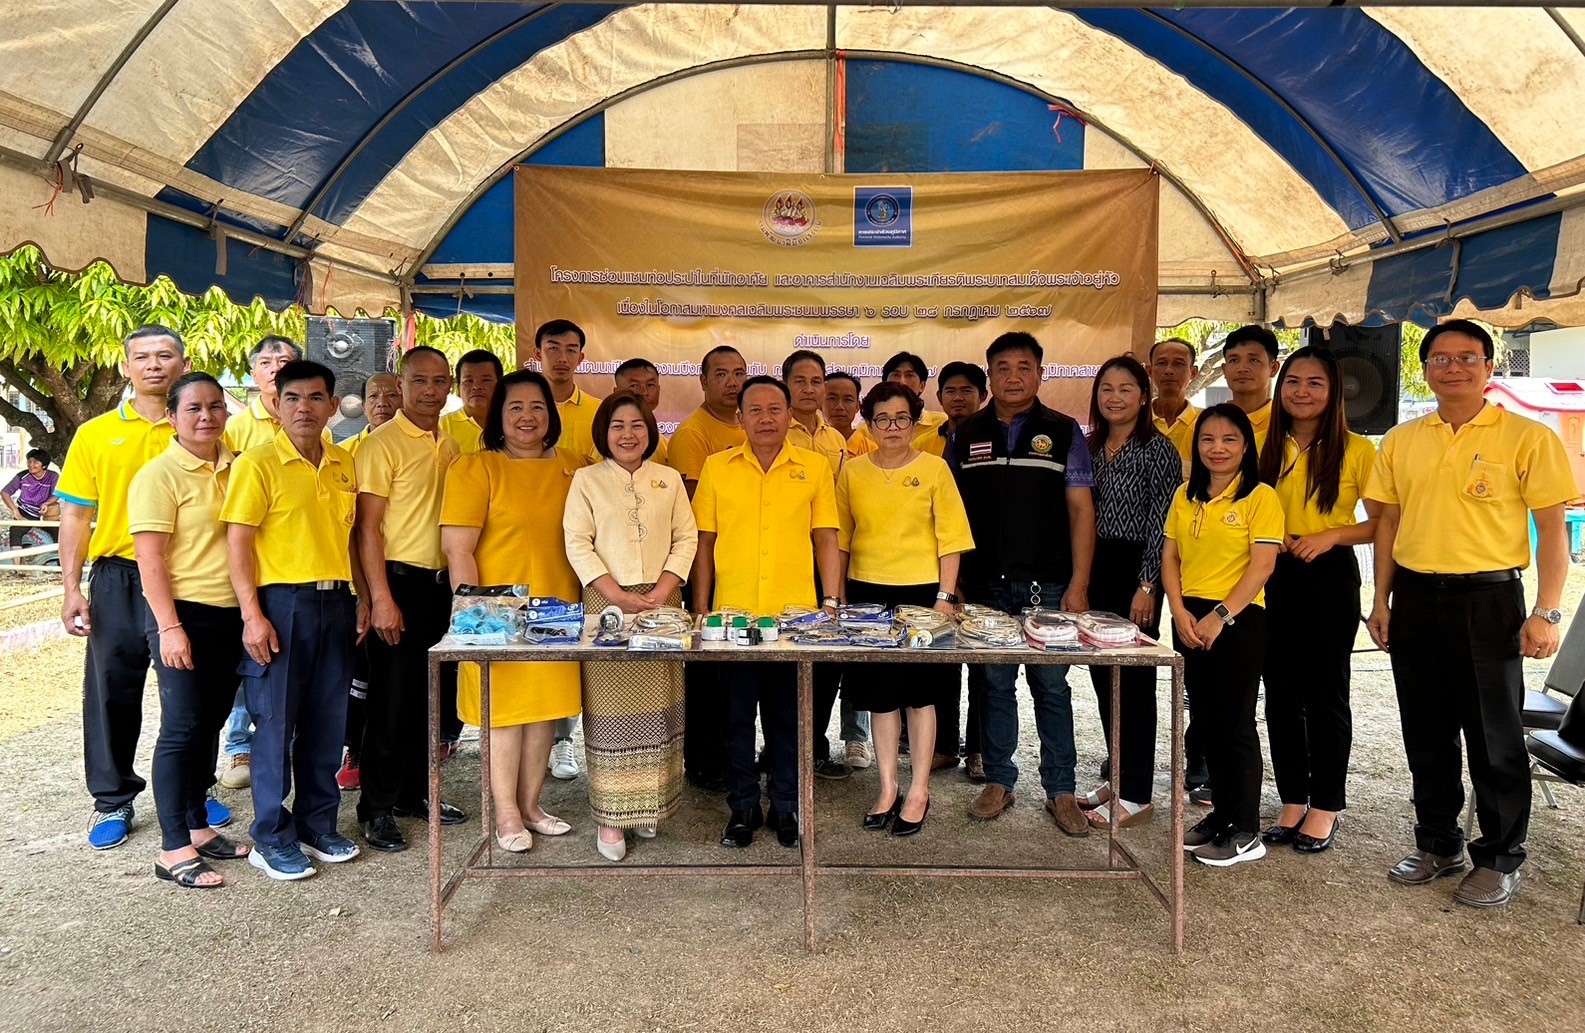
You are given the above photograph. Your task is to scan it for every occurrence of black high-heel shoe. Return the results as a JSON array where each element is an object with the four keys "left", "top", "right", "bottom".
[
  {"left": 863, "top": 794, "right": 903, "bottom": 832},
  {"left": 891, "top": 797, "right": 930, "bottom": 837},
  {"left": 1293, "top": 815, "right": 1340, "bottom": 854},
  {"left": 1261, "top": 810, "right": 1307, "bottom": 844}
]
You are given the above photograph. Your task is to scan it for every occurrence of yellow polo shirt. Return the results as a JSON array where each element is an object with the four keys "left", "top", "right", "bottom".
[
  {"left": 1246, "top": 400, "right": 1272, "bottom": 447},
  {"left": 55, "top": 401, "right": 175, "bottom": 561},
  {"left": 670, "top": 406, "right": 745, "bottom": 482},
  {"left": 1272, "top": 432, "right": 1377, "bottom": 536},
  {"left": 222, "top": 397, "right": 281, "bottom": 454},
  {"left": 220, "top": 432, "right": 357, "bottom": 585},
  {"left": 837, "top": 453, "right": 974, "bottom": 586},
  {"left": 342, "top": 425, "right": 373, "bottom": 457},
  {"left": 1165, "top": 479, "right": 1285, "bottom": 607},
  {"left": 556, "top": 387, "right": 600, "bottom": 461},
  {"left": 693, "top": 443, "right": 839, "bottom": 614},
  {"left": 1153, "top": 401, "right": 1200, "bottom": 471},
  {"left": 127, "top": 441, "right": 236, "bottom": 608},
  {"left": 787, "top": 414, "right": 846, "bottom": 477},
  {"left": 1365, "top": 404, "right": 1578, "bottom": 573},
  {"left": 440, "top": 409, "right": 484, "bottom": 455},
  {"left": 354, "top": 410, "right": 460, "bottom": 570}
]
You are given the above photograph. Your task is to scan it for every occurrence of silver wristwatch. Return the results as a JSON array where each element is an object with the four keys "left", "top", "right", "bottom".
[
  {"left": 1212, "top": 603, "right": 1235, "bottom": 626},
  {"left": 1532, "top": 606, "right": 1563, "bottom": 625}
]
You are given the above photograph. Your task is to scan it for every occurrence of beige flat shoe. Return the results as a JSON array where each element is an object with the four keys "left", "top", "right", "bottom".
[
  {"left": 525, "top": 814, "right": 572, "bottom": 836},
  {"left": 596, "top": 831, "right": 627, "bottom": 862},
  {"left": 495, "top": 828, "right": 533, "bottom": 853}
]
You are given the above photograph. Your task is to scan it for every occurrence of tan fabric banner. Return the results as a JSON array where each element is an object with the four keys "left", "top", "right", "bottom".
[{"left": 515, "top": 166, "right": 1158, "bottom": 429}]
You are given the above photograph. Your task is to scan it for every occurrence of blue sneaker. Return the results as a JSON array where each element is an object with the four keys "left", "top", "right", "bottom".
[
  {"left": 299, "top": 831, "right": 360, "bottom": 864},
  {"left": 248, "top": 842, "right": 318, "bottom": 881},
  {"left": 87, "top": 804, "right": 134, "bottom": 850},
  {"left": 205, "top": 793, "right": 233, "bottom": 829}
]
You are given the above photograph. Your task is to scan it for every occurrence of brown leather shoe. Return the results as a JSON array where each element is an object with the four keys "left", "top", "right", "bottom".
[
  {"left": 1045, "top": 794, "right": 1091, "bottom": 837},
  {"left": 1454, "top": 866, "right": 1521, "bottom": 908},
  {"left": 965, "top": 754, "right": 986, "bottom": 783},
  {"left": 931, "top": 753, "right": 960, "bottom": 772},
  {"left": 1386, "top": 848, "right": 1468, "bottom": 886},
  {"left": 969, "top": 784, "right": 1015, "bottom": 821}
]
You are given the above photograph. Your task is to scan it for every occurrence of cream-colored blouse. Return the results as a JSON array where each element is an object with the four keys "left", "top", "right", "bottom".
[{"left": 564, "top": 459, "right": 698, "bottom": 588}]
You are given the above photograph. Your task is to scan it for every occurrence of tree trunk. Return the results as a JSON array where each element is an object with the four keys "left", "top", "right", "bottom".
[{"left": 0, "top": 355, "right": 126, "bottom": 464}]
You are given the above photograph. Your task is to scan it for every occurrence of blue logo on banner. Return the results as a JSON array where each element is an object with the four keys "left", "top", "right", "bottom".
[{"left": 854, "top": 186, "right": 912, "bottom": 247}]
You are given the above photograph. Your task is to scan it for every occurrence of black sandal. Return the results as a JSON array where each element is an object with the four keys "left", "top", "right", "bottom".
[
  {"left": 194, "top": 834, "right": 250, "bottom": 860},
  {"left": 154, "top": 857, "right": 222, "bottom": 889}
]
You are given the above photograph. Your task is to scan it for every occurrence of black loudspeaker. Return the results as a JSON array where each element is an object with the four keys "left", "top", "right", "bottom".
[
  {"left": 305, "top": 315, "right": 397, "bottom": 431},
  {"left": 1307, "top": 322, "right": 1401, "bottom": 434}
]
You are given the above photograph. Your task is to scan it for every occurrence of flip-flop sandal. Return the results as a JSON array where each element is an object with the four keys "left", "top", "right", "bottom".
[
  {"left": 1078, "top": 785, "right": 1112, "bottom": 811},
  {"left": 194, "top": 834, "right": 251, "bottom": 860},
  {"left": 525, "top": 814, "right": 572, "bottom": 836},
  {"left": 1086, "top": 801, "right": 1155, "bottom": 829},
  {"left": 155, "top": 857, "right": 223, "bottom": 889}
]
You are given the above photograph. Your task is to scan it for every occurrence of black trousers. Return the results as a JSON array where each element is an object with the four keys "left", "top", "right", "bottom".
[
  {"left": 1086, "top": 538, "right": 1160, "bottom": 804},
  {"left": 1389, "top": 569, "right": 1529, "bottom": 872},
  {"left": 345, "top": 641, "right": 370, "bottom": 752},
  {"left": 359, "top": 567, "right": 451, "bottom": 819},
  {"left": 1176, "top": 597, "right": 1266, "bottom": 834},
  {"left": 723, "top": 661, "right": 798, "bottom": 814},
  {"left": 1264, "top": 547, "right": 1359, "bottom": 810},
  {"left": 811, "top": 663, "right": 844, "bottom": 760},
  {"left": 149, "top": 600, "right": 242, "bottom": 850},
  {"left": 938, "top": 666, "right": 986, "bottom": 757},
  {"left": 83, "top": 557, "right": 152, "bottom": 811}
]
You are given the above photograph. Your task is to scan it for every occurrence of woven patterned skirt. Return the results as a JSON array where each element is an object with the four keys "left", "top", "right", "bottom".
[{"left": 581, "top": 583, "right": 685, "bottom": 827}]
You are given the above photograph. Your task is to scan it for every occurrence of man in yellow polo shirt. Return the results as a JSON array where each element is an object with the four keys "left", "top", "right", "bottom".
[
  {"left": 534, "top": 319, "right": 601, "bottom": 461},
  {"left": 342, "top": 372, "right": 401, "bottom": 457},
  {"left": 916, "top": 361, "right": 987, "bottom": 459},
  {"left": 847, "top": 352, "right": 950, "bottom": 458},
  {"left": 57, "top": 324, "right": 189, "bottom": 849},
  {"left": 221, "top": 360, "right": 364, "bottom": 880},
  {"left": 223, "top": 336, "right": 303, "bottom": 453},
  {"left": 353, "top": 345, "right": 465, "bottom": 852},
  {"left": 693, "top": 376, "right": 841, "bottom": 850},
  {"left": 1149, "top": 337, "right": 1201, "bottom": 473},
  {"left": 822, "top": 371, "right": 862, "bottom": 451},
  {"left": 670, "top": 345, "right": 747, "bottom": 498},
  {"left": 610, "top": 357, "right": 671, "bottom": 466},
  {"left": 439, "top": 349, "right": 501, "bottom": 455},
  {"left": 1366, "top": 319, "right": 1577, "bottom": 909},
  {"left": 1219, "top": 326, "right": 1278, "bottom": 443}
]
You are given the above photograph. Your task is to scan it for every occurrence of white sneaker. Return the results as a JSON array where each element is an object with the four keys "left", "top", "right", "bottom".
[
  {"left": 845, "top": 740, "right": 874, "bottom": 770},
  {"left": 549, "top": 738, "right": 581, "bottom": 780}
]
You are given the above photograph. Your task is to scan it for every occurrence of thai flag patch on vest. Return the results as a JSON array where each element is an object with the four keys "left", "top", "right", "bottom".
[{"left": 968, "top": 441, "right": 993, "bottom": 460}]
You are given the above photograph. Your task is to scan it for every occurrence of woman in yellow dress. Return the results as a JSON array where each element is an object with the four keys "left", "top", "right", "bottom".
[{"left": 440, "top": 370, "right": 586, "bottom": 854}]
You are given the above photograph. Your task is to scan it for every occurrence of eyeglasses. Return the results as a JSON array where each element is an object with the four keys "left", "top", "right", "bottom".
[
  {"left": 870, "top": 414, "right": 915, "bottom": 430},
  {"left": 1423, "top": 353, "right": 1488, "bottom": 369}
]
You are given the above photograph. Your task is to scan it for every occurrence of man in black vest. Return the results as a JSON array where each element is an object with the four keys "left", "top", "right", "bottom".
[{"left": 951, "top": 332, "right": 1096, "bottom": 836}]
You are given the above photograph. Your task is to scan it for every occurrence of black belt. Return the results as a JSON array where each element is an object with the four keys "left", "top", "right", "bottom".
[
  {"left": 270, "top": 580, "right": 349, "bottom": 592},
  {"left": 1396, "top": 567, "right": 1520, "bottom": 591},
  {"left": 388, "top": 560, "right": 448, "bottom": 585}
]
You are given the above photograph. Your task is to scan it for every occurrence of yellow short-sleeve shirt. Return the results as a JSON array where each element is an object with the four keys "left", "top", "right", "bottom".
[
  {"left": 222, "top": 398, "right": 280, "bottom": 454},
  {"left": 787, "top": 414, "right": 846, "bottom": 477},
  {"left": 354, "top": 410, "right": 460, "bottom": 569},
  {"left": 220, "top": 432, "right": 358, "bottom": 585},
  {"left": 1165, "top": 479, "right": 1285, "bottom": 606},
  {"left": 555, "top": 387, "right": 600, "bottom": 461},
  {"left": 693, "top": 443, "right": 839, "bottom": 613},
  {"left": 55, "top": 402, "right": 175, "bottom": 561},
  {"left": 127, "top": 441, "right": 237, "bottom": 608},
  {"left": 1153, "top": 401, "right": 1200, "bottom": 475},
  {"left": 342, "top": 425, "right": 372, "bottom": 457},
  {"left": 837, "top": 453, "right": 974, "bottom": 585},
  {"left": 1272, "top": 432, "right": 1377, "bottom": 536},
  {"left": 440, "top": 409, "right": 484, "bottom": 455},
  {"left": 669, "top": 406, "right": 745, "bottom": 482},
  {"left": 1365, "top": 404, "right": 1579, "bottom": 574}
]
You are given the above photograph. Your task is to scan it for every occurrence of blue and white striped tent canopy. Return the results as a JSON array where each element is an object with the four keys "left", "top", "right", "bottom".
[{"left": 3, "top": 2, "right": 1585, "bottom": 328}]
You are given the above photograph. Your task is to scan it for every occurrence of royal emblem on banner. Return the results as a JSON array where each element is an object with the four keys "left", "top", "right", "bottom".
[{"left": 759, "top": 190, "right": 820, "bottom": 247}]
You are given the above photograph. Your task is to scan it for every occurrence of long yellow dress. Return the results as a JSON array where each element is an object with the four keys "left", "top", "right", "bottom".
[{"left": 440, "top": 448, "right": 586, "bottom": 726}]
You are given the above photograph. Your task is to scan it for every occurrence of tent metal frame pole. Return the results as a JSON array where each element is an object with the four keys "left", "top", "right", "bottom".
[
  {"left": 44, "top": 0, "right": 182, "bottom": 165},
  {"left": 1547, "top": 8, "right": 1585, "bottom": 57}
]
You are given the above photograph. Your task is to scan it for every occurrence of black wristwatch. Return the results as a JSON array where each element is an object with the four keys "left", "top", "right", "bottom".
[
  {"left": 1212, "top": 603, "right": 1235, "bottom": 626},
  {"left": 936, "top": 590, "right": 959, "bottom": 604}
]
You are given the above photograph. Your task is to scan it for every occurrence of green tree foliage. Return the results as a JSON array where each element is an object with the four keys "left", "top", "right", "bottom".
[{"left": 410, "top": 310, "right": 515, "bottom": 368}]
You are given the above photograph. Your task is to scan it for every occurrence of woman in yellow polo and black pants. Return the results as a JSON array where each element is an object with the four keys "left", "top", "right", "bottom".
[{"left": 1164, "top": 402, "right": 1283, "bottom": 868}]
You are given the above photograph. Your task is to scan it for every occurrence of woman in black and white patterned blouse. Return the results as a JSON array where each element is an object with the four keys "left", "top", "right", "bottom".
[{"left": 1078, "top": 354, "right": 1183, "bottom": 828}]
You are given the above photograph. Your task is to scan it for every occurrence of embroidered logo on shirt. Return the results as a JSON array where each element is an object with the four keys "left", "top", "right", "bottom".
[
  {"left": 108, "top": 437, "right": 126, "bottom": 446},
  {"left": 1031, "top": 434, "right": 1053, "bottom": 455},
  {"left": 793, "top": 469, "right": 807, "bottom": 480},
  {"left": 1224, "top": 511, "right": 1241, "bottom": 526}
]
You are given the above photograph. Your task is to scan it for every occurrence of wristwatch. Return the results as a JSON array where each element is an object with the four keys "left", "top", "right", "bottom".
[
  {"left": 936, "top": 591, "right": 959, "bottom": 604},
  {"left": 821, "top": 596, "right": 839, "bottom": 608},
  {"left": 1138, "top": 583, "right": 1158, "bottom": 597},
  {"left": 1212, "top": 603, "right": 1235, "bottom": 626},
  {"left": 1532, "top": 606, "right": 1564, "bottom": 625}
]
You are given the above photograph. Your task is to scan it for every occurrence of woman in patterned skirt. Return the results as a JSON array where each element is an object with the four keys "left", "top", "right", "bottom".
[{"left": 564, "top": 392, "right": 698, "bottom": 861}]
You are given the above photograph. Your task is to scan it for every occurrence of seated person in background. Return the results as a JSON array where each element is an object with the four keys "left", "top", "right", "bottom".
[{"left": 3, "top": 448, "right": 59, "bottom": 548}]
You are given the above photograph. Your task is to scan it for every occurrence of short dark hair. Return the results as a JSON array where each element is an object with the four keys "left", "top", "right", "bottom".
[
  {"left": 275, "top": 360, "right": 336, "bottom": 397},
  {"left": 125, "top": 324, "right": 184, "bottom": 356},
  {"left": 986, "top": 331, "right": 1043, "bottom": 365},
  {"left": 781, "top": 349, "right": 826, "bottom": 377},
  {"left": 936, "top": 361, "right": 987, "bottom": 396},
  {"left": 1186, "top": 403, "right": 1261, "bottom": 503},
  {"left": 248, "top": 335, "right": 301, "bottom": 363},
  {"left": 534, "top": 319, "right": 585, "bottom": 349},
  {"left": 824, "top": 371, "right": 860, "bottom": 394},
  {"left": 400, "top": 345, "right": 449, "bottom": 373},
  {"left": 483, "top": 369, "right": 560, "bottom": 451},
  {"left": 591, "top": 390, "right": 660, "bottom": 462},
  {"left": 1420, "top": 318, "right": 1494, "bottom": 362},
  {"left": 165, "top": 371, "right": 223, "bottom": 414},
  {"left": 701, "top": 345, "right": 744, "bottom": 375},
  {"left": 860, "top": 381, "right": 924, "bottom": 423},
  {"left": 614, "top": 357, "right": 658, "bottom": 380},
  {"left": 24, "top": 447, "right": 50, "bottom": 467},
  {"left": 882, "top": 351, "right": 928, "bottom": 384},
  {"left": 1222, "top": 325, "right": 1279, "bottom": 360},
  {"left": 738, "top": 375, "right": 791, "bottom": 410},
  {"left": 456, "top": 349, "right": 503, "bottom": 380},
  {"left": 1149, "top": 337, "right": 1197, "bottom": 363}
]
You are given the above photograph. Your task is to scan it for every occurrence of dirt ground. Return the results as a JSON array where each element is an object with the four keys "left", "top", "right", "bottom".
[{"left": 2, "top": 568, "right": 1585, "bottom": 1033}]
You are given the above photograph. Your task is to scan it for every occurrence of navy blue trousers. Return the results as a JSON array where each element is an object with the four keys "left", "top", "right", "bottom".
[{"left": 240, "top": 584, "right": 355, "bottom": 849}]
